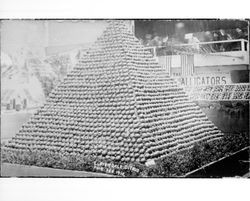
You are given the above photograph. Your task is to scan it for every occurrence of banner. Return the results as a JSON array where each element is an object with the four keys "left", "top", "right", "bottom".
[{"left": 176, "top": 72, "right": 231, "bottom": 86}]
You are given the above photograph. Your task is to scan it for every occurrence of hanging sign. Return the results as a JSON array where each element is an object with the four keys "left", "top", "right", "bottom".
[{"left": 175, "top": 72, "right": 231, "bottom": 86}]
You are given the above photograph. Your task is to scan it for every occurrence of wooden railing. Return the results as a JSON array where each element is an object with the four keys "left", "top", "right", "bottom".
[{"left": 144, "top": 39, "right": 249, "bottom": 57}]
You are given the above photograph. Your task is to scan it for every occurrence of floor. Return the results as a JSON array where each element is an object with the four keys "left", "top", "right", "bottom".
[{"left": 1, "top": 163, "right": 116, "bottom": 177}]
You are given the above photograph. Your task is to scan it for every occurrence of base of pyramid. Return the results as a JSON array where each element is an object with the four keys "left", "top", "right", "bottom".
[
  {"left": 1, "top": 148, "right": 147, "bottom": 177},
  {"left": 2, "top": 132, "right": 248, "bottom": 177}
]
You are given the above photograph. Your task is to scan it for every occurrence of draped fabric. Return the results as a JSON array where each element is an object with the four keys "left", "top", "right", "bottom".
[
  {"left": 181, "top": 54, "right": 194, "bottom": 76},
  {"left": 158, "top": 55, "right": 172, "bottom": 76}
]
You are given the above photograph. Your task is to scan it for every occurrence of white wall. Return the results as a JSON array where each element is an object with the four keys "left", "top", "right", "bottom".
[
  {"left": 47, "top": 20, "right": 107, "bottom": 47},
  {"left": 194, "top": 51, "right": 249, "bottom": 67},
  {"left": 1, "top": 20, "right": 108, "bottom": 58}
]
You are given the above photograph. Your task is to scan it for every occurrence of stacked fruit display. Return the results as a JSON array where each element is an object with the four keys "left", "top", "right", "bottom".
[{"left": 4, "top": 21, "right": 223, "bottom": 166}]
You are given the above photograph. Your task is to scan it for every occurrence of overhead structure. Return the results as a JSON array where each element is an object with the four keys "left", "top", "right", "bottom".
[{"left": 5, "top": 21, "right": 223, "bottom": 165}]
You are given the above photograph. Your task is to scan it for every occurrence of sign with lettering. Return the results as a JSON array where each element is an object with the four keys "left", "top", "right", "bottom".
[
  {"left": 145, "top": 159, "right": 156, "bottom": 167},
  {"left": 93, "top": 161, "right": 143, "bottom": 177},
  {"left": 175, "top": 72, "right": 231, "bottom": 86}
]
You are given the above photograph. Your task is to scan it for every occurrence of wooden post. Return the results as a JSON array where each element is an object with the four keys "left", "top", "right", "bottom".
[
  {"left": 153, "top": 47, "right": 156, "bottom": 57},
  {"left": 241, "top": 39, "right": 245, "bottom": 51},
  {"left": 13, "top": 98, "right": 16, "bottom": 109}
]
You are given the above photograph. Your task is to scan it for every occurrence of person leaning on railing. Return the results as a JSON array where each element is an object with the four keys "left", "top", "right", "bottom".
[
  {"left": 218, "top": 29, "right": 233, "bottom": 51},
  {"left": 235, "top": 28, "right": 248, "bottom": 40}
]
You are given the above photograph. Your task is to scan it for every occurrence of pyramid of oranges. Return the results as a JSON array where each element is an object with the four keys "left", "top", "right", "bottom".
[{"left": 4, "top": 20, "right": 223, "bottom": 165}]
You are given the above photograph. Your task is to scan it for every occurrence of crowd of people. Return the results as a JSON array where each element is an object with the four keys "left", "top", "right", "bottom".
[{"left": 139, "top": 27, "right": 248, "bottom": 53}]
